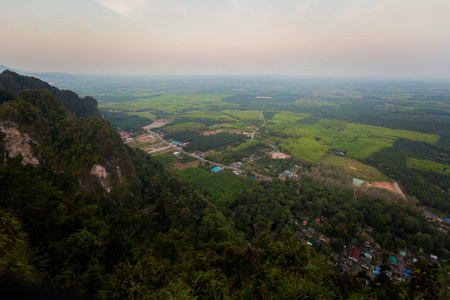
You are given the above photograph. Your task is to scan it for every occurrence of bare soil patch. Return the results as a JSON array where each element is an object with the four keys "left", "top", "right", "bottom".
[
  {"left": 201, "top": 129, "right": 226, "bottom": 136},
  {"left": 270, "top": 151, "right": 290, "bottom": 159},
  {"left": 363, "top": 181, "right": 406, "bottom": 199},
  {"left": 142, "top": 119, "right": 172, "bottom": 130},
  {"left": 173, "top": 160, "right": 200, "bottom": 170}
]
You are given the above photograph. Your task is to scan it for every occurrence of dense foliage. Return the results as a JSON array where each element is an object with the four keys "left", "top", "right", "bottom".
[
  {"left": 169, "top": 131, "right": 246, "bottom": 152},
  {"left": 0, "top": 70, "right": 101, "bottom": 118},
  {"left": 367, "top": 139, "right": 450, "bottom": 212}
]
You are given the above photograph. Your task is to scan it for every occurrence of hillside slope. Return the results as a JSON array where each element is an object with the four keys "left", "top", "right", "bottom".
[{"left": 0, "top": 70, "right": 101, "bottom": 118}]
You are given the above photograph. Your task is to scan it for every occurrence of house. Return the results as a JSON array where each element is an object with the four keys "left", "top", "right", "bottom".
[
  {"left": 319, "top": 235, "right": 330, "bottom": 244},
  {"left": 402, "top": 269, "right": 413, "bottom": 277},
  {"left": 389, "top": 256, "right": 397, "bottom": 264},
  {"left": 348, "top": 247, "right": 360, "bottom": 262},
  {"left": 363, "top": 252, "right": 373, "bottom": 260},
  {"left": 284, "top": 170, "right": 292, "bottom": 175},
  {"left": 230, "top": 162, "right": 243, "bottom": 168},
  {"left": 171, "top": 141, "right": 179, "bottom": 146},
  {"left": 210, "top": 167, "right": 222, "bottom": 173},
  {"left": 203, "top": 150, "right": 215, "bottom": 156},
  {"left": 374, "top": 267, "right": 381, "bottom": 275}
]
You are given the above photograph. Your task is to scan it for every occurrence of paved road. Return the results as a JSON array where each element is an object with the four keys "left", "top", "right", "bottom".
[{"left": 148, "top": 130, "right": 273, "bottom": 179}]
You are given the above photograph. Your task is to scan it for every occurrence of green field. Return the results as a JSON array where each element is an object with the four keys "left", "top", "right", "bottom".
[
  {"left": 183, "top": 110, "right": 238, "bottom": 122},
  {"left": 101, "top": 94, "right": 233, "bottom": 113},
  {"left": 221, "top": 110, "right": 264, "bottom": 121},
  {"left": 267, "top": 119, "right": 440, "bottom": 161},
  {"left": 126, "top": 111, "right": 156, "bottom": 122},
  {"left": 407, "top": 158, "right": 450, "bottom": 176}
]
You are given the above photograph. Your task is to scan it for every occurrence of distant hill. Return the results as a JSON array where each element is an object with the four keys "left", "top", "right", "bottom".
[{"left": 0, "top": 70, "right": 101, "bottom": 118}]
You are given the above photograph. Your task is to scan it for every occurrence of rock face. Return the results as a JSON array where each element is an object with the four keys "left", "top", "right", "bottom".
[
  {"left": 90, "top": 165, "right": 112, "bottom": 193},
  {"left": 0, "top": 123, "right": 39, "bottom": 166}
]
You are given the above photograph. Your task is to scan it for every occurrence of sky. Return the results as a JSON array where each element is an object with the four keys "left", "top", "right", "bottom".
[{"left": 1, "top": 0, "right": 450, "bottom": 78}]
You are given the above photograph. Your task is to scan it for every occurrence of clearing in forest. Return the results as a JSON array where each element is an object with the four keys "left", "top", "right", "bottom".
[
  {"left": 172, "top": 160, "right": 201, "bottom": 170},
  {"left": 363, "top": 181, "right": 406, "bottom": 199},
  {"left": 323, "top": 155, "right": 389, "bottom": 182},
  {"left": 142, "top": 119, "right": 172, "bottom": 130},
  {"left": 270, "top": 151, "right": 290, "bottom": 159}
]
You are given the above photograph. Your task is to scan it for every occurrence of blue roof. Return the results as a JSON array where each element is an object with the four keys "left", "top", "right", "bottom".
[
  {"left": 389, "top": 256, "right": 397, "bottom": 264},
  {"left": 402, "top": 269, "right": 413, "bottom": 277},
  {"left": 445, "top": 218, "right": 450, "bottom": 222},
  {"left": 276, "top": 150, "right": 280, "bottom": 152},
  {"left": 210, "top": 167, "right": 222, "bottom": 173},
  {"left": 374, "top": 267, "right": 381, "bottom": 275},
  {"left": 284, "top": 170, "right": 291, "bottom": 175},
  {"left": 172, "top": 141, "right": 179, "bottom": 145}
]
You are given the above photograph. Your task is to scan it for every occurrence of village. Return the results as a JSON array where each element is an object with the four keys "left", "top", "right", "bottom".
[{"left": 292, "top": 216, "right": 441, "bottom": 282}]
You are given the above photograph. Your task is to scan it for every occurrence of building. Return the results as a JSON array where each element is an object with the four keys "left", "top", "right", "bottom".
[
  {"left": 319, "top": 235, "right": 330, "bottom": 244},
  {"left": 389, "top": 256, "right": 397, "bottom": 264},
  {"left": 353, "top": 178, "right": 365, "bottom": 187},
  {"left": 210, "top": 167, "right": 222, "bottom": 173},
  {"left": 348, "top": 247, "right": 361, "bottom": 262}
]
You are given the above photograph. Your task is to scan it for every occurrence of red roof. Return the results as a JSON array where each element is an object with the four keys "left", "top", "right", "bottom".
[{"left": 348, "top": 247, "right": 360, "bottom": 261}]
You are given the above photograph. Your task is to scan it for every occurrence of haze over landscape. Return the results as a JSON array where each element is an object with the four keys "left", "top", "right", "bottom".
[{"left": 1, "top": 0, "right": 450, "bottom": 78}]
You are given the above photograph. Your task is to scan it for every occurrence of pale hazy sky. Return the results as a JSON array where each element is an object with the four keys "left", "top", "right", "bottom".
[{"left": 1, "top": 0, "right": 450, "bottom": 78}]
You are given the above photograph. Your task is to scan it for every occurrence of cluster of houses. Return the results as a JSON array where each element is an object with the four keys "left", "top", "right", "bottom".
[
  {"left": 171, "top": 140, "right": 188, "bottom": 147},
  {"left": 294, "top": 217, "right": 441, "bottom": 282},
  {"left": 230, "top": 162, "right": 243, "bottom": 168}
]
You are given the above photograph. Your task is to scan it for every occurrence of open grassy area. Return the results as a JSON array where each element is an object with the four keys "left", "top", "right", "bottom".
[
  {"left": 281, "top": 137, "right": 329, "bottom": 162},
  {"left": 323, "top": 155, "right": 389, "bottom": 182}
]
